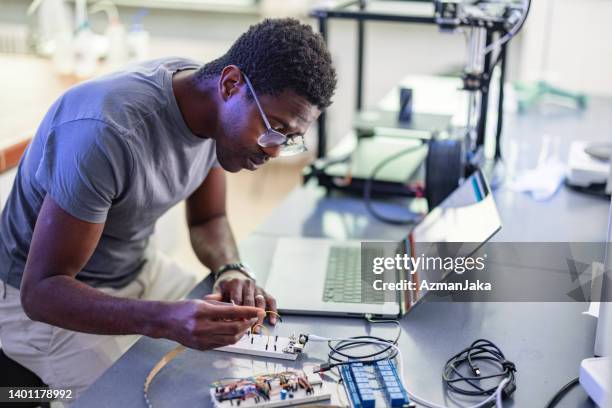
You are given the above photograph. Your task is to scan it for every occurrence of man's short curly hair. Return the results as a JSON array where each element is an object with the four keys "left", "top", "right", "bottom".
[{"left": 196, "top": 18, "right": 337, "bottom": 109}]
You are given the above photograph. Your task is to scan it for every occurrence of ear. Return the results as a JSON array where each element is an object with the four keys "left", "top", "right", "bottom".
[{"left": 218, "top": 65, "right": 244, "bottom": 102}]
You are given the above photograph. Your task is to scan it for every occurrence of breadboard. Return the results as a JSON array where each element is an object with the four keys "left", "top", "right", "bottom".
[
  {"left": 209, "top": 386, "right": 332, "bottom": 408},
  {"left": 210, "top": 374, "right": 332, "bottom": 407},
  {"left": 214, "top": 334, "right": 303, "bottom": 361}
]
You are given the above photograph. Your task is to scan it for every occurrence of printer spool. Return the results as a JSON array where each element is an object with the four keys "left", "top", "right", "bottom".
[{"left": 424, "top": 138, "right": 463, "bottom": 209}]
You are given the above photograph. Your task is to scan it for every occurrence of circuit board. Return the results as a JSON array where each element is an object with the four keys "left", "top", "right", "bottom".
[
  {"left": 214, "top": 333, "right": 308, "bottom": 361},
  {"left": 340, "top": 360, "right": 413, "bottom": 408},
  {"left": 210, "top": 371, "right": 333, "bottom": 407}
]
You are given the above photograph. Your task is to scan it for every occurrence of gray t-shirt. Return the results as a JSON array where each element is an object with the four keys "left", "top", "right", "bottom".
[{"left": 0, "top": 58, "right": 219, "bottom": 289}]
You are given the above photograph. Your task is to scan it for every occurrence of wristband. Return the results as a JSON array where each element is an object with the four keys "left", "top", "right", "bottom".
[{"left": 213, "top": 262, "right": 255, "bottom": 282}]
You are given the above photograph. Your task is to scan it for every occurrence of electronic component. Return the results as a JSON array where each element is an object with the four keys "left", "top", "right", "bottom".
[
  {"left": 210, "top": 370, "right": 333, "bottom": 407},
  {"left": 340, "top": 361, "right": 412, "bottom": 408},
  {"left": 214, "top": 332, "right": 309, "bottom": 361}
]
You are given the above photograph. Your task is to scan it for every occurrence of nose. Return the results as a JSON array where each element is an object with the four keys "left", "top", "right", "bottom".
[{"left": 261, "top": 145, "right": 282, "bottom": 159}]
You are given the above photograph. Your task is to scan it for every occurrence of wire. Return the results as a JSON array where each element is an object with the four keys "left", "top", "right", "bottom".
[
  {"left": 483, "top": 0, "right": 532, "bottom": 55},
  {"left": 264, "top": 310, "right": 283, "bottom": 323},
  {"left": 330, "top": 317, "right": 401, "bottom": 369},
  {"left": 309, "top": 334, "right": 510, "bottom": 408},
  {"left": 143, "top": 345, "right": 186, "bottom": 408},
  {"left": 365, "top": 314, "right": 402, "bottom": 333},
  {"left": 327, "top": 335, "right": 399, "bottom": 366},
  {"left": 544, "top": 377, "right": 580, "bottom": 408},
  {"left": 336, "top": 380, "right": 350, "bottom": 408},
  {"left": 363, "top": 144, "right": 426, "bottom": 225},
  {"left": 250, "top": 323, "right": 270, "bottom": 339},
  {"left": 494, "top": 43, "right": 506, "bottom": 161},
  {"left": 410, "top": 379, "right": 510, "bottom": 408},
  {"left": 443, "top": 339, "right": 516, "bottom": 399},
  {"left": 310, "top": 317, "right": 402, "bottom": 384},
  {"left": 309, "top": 334, "right": 401, "bottom": 371}
]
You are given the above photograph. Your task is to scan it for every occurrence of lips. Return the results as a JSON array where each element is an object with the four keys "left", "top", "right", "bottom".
[
  {"left": 251, "top": 157, "right": 266, "bottom": 166},
  {"left": 244, "top": 154, "right": 270, "bottom": 170},
  {"left": 246, "top": 157, "right": 262, "bottom": 170}
]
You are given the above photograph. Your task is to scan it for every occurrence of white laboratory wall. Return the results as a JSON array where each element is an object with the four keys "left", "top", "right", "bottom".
[
  {"left": 1, "top": 0, "right": 611, "bottom": 143},
  {"left": 517, "top": 0, "right": 612, "bottom": 96}
]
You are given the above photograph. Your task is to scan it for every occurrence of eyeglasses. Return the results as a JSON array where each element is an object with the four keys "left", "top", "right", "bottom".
[{"left": 242, "top": 73, "right": 307, "bottom": 157}]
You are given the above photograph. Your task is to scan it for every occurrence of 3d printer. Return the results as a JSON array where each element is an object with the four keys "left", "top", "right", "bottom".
[{"left": 306, "top": 0, "right": 531, "bottom": 219}]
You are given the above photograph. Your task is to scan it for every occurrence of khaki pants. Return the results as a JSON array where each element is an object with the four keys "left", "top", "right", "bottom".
[{"left": 0, "top": 249, "right": 201, "bottom": 401}]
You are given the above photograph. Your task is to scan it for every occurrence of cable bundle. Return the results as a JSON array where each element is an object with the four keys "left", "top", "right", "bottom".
[
  {"left": 443, "top": 339, "right": 517, "bottom": 400},
  {"left": 313, "top": 317, "right": 402, "bottom": 373}
]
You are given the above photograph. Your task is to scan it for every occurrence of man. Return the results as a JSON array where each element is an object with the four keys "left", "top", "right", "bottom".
[{"left": 0, "top": 18, "right": 337, "bottom": 396}]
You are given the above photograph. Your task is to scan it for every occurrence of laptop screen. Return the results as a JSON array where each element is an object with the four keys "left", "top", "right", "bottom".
[
  {"left": 400, "top": 169, "right": 502, "bottom": 312},
  {"left": 411, "top": 169, "right": 500, "bottom": 243}
]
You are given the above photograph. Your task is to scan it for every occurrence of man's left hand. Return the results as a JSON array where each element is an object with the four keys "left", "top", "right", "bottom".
[{"left": 211, "top": 271, "right": 277, "bottom": 327}]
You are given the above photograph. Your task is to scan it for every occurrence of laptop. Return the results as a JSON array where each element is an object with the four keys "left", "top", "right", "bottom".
[{"left": 264, "top": 169, "right": 502, "bottom": 318}]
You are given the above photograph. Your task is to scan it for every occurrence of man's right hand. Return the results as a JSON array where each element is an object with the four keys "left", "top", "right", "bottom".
[{"left": 162, "top": 298, "right": 264, "bottom": 351}]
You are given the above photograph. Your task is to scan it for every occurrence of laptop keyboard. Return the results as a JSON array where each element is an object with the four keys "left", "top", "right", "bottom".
[{"left": 322, "top": 246, "right": 385, "bottom": 304}]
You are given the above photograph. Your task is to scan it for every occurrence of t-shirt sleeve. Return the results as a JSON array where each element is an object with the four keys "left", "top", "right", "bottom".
[
  {"left": 35, "top": 120, "right": 133, "bottom": 223},
  {"left": 211, "top": 140, "right": 221, "bottom": 168}
]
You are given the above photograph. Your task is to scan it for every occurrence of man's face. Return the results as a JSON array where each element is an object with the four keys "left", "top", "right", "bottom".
[{"left": 215, "top": 85, "right": 320, "bottom": 173}]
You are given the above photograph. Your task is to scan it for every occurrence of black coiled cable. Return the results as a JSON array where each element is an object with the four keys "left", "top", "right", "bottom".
[
  {"left": 317, "top": 317, "right": 402, "bottom": 374},
  {"left": 443, "top": 339, "right": 517, "bottom": 399}
]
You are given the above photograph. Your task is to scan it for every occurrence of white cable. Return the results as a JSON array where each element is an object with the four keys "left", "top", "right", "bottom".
[
  {"left": 483, "top": 0, "right": 530, "bottom": 55},
  {"left": 308, "top": 335, "right": 508, "bottom": 408}
]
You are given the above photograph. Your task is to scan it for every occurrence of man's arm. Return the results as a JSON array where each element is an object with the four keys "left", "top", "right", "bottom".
[
  {"left": 186, "top": 168, "right": 277, "bottom": 324},
  {"left": 185, "top": 167, "right": 241, "bottom": 272},
  {"left": 20, "top": 195, "right": 263, "bottom": 350}
]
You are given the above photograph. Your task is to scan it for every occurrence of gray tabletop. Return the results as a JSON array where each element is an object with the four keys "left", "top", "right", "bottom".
[{"left": 75, "top": 98, "right": 612, "bottom": 408}]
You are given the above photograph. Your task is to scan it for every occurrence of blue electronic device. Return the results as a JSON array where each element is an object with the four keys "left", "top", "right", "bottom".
[{"left": 340, "top": 360, "right": 413, "bottom": 408}]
